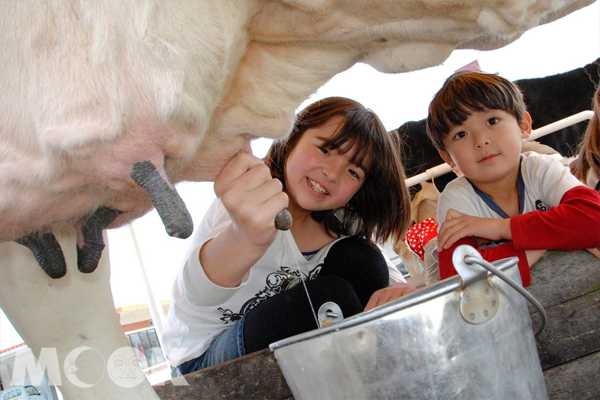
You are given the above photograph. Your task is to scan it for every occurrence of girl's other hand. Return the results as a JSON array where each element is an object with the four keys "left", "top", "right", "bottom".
[
  {"left": 587, "top": 247, "right": 600, "bottom": 258},
  {"left": 214, "top": 151, "right": 289, "bottom": 247},
  {"left": 364, "top": 282, "right": 417, "bottom": 311}
]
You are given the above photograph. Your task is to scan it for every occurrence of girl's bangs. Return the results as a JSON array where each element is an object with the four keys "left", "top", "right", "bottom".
[{"left": 323, "top": 111, "right": 375, "bottom": 172}]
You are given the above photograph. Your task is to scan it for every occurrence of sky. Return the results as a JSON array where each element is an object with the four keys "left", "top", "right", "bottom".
[{"left": 1, "top": 1, "right": 599, "bottom": 350}]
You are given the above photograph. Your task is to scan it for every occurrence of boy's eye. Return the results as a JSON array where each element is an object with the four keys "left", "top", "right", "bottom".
[
  {"left": 453, "top": 131, "right": 467, "bottom": 140},
  {"left": 487, "top": 117, "right": 499, "bottom": 125}
]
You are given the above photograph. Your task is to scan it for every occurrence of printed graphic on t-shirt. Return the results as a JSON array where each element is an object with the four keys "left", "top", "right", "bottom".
[
  {"left": 218, "top": 264, "right": 322, "bottom": 324},
  {"left": 535, "top": 199, "right": 549, "bottom": 211}
]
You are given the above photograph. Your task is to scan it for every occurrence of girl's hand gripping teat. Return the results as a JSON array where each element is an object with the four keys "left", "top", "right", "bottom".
[{"left": 214, "top": 151, "right": 290, "bottom": 247}]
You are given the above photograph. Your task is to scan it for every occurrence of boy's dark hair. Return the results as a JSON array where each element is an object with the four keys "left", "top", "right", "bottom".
[
  {"left": 426, "top": 71, "right": 527, "bottom": 151},
  {"left": 265, "top": 97, "right": 411, "bottom": 246}
]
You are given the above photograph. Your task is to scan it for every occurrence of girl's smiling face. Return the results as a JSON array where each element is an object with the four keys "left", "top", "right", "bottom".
[
  {"left": 440, "top": 109, "right": 531, "bottom": 189},
  {"left": 285, "top": 116, "right": 369, "bottom": 213}
]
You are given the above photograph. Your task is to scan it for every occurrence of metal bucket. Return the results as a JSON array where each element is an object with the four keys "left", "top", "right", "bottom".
[{"left": 270, "top": 246, "right": 548, "bottom": 400}]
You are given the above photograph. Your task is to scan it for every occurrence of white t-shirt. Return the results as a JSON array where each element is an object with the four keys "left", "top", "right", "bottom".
[
  {"left": 162, "top": 198, "right": 405, "bottom": 367},
  {"left": 436, "top": 152, "right": 584, "bottom": 226}
]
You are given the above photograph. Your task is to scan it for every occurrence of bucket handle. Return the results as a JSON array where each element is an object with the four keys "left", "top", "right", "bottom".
[{"left": 454, "top": 245, "right": 547, "bottom": 337}]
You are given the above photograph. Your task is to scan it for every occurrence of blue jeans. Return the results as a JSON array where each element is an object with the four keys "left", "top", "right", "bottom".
[{"left": 177, "top": 313, "right": 247, "bottom": 376}]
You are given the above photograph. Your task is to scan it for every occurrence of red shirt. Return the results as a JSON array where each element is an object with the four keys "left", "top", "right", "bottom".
[{"left": 438, "top": 186, "right": 600, "bottom": 287}]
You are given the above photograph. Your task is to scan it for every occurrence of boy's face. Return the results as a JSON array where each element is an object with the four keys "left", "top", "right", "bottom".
[{"left": 438, "top": 109, "right": 531, "bottom": 190}]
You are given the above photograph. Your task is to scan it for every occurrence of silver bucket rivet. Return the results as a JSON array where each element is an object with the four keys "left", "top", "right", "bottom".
[{"left": 318, "top": 302, "right": 344, "bottom": 328}]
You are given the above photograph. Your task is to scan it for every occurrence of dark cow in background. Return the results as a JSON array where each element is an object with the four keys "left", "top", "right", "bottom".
[
  {"left": 396, "top": 119, "right": 458, "bottom": 196},
  {"left": 398, "top": 58, "right": 600, "bottom": 196},
  {"left": 519, "top": 58, "right": 600, "bottom": 156}
]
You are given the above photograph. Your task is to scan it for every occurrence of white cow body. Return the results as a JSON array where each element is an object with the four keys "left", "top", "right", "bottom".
[
  {"left": 0, "top": 1, "right": 592, "bottom": 399},
  {"left": 1, "top": 1, "right": 255, "bottom": 240}
]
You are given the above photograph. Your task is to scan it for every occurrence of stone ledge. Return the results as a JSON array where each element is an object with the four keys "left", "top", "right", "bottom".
[{"left": 154, "top": 348, "right": 292, "bottom": 400}]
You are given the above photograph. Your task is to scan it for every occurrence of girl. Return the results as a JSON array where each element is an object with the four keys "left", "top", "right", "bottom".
[
  {"left": 571, "top": 86, "right": 600, "bottom": 192},
  {"left": 570, "top": 86, "right": 600, "bottom": 257},
  {"left": 162, "top": 97, "right": 414, "bottom": 375}
]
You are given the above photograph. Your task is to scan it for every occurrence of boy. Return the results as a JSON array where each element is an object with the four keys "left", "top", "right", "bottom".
[{"left": 426, "top": 72, "right": 600, "bottom": 286}]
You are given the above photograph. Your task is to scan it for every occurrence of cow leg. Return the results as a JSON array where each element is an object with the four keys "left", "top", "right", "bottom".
[
  {"left": 15, "top": 231, "right": 67, "bottom": 279},
  {"left": 77, "top": 207, "right": 122, "bottom": 273},
  {"left": 130, "top": 160, "right": 193, "bottom": 239},
  {"left": 0, "top": 225, "right": 161, "bottom": 400}
]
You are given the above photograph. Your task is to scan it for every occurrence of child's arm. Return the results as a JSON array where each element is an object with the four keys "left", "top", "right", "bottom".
[
  {"left": 437, "top": 185, "right": 600, "bottom": 286},
  {"left": 200, "top": 151, "right": 289, "bottom": 287},
  {"left": 438, "top": 186, "right": 600, "bottom": 251},
  {"left": 437, "top": 237, "right": 545, "bottom": 287},
  {"left": 437, "top": 209, "right": 511, "bottom": 251},
  {"left": 511, "top": 186, "right": 600, "bottom": 251}
]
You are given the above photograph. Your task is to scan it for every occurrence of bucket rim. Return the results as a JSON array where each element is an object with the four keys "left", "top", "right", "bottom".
[{"left": 269, "top": 256, "right": 519, "bottom": 351}]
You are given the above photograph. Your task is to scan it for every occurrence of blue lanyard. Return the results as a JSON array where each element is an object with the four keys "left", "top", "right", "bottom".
[{"left": 469, "top": 158, "right": 525, "bottom": 218}]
